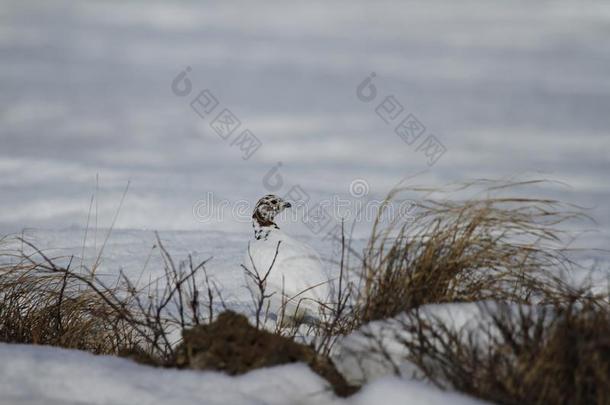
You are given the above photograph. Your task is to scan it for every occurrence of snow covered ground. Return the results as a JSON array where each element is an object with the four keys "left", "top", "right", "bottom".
[
  {"left": 0, "top": 342, "right": 487, "bottom": 405},
  {"left": 1, "top": 0, "right": 609, "bottom": 403},
  {"left": 0, "top": 227, "right": 363, "bottom": 314}
]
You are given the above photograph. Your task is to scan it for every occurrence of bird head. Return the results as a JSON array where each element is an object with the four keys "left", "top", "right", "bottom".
[{"left": 252, "top": 194, "right": 292, "bottom": 228}]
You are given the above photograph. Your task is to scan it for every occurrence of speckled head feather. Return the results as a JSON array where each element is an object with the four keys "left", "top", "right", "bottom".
[{"left": 252, "top": 194, "right": 292, "bottom": 240}]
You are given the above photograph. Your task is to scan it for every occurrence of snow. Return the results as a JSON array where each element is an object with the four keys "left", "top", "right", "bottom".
[
  {"left": 0, "top": 343, "right": 486, "bottom": 405},
  {"left": 351, "top": 377, "right": 487, "bottom": 405},
  {"left": 0, "top": 343, "right": 337, "bottom": 405},
  {"left": 332, "top": 302, "right": 559, "bottom": 385},
  {"left": 333, "top": 302, "right": 490, "bottom": 385}
]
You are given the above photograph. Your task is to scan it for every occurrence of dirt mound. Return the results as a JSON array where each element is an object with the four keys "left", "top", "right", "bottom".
[{"left": 174, "top": 311, "right": 358, "bottom": 396}]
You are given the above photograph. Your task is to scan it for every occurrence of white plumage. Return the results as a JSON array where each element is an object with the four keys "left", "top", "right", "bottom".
[{"left": 243, "top": 195, "right": 331, "bottom": 322}]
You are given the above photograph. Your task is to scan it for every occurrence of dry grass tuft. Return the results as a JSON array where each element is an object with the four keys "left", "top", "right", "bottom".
[
  {"left": 0, "top": 234, "right": 213, "bottom": 362},
  {"left": 357, "top": 180, "right": 588, "bottom": 322},
  {"left": 397, "top": 296, "right": 610, "bottom": 405},
  {"left": 0, "top": 259, "right": 138, "bottom": 354}
]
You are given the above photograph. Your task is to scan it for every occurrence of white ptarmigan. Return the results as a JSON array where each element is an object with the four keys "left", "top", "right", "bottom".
[{"left": 243, "top": 194, "right": 331, "bottom": 323}]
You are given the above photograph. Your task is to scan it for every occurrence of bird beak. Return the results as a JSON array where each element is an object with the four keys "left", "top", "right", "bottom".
[{"left": 283, "top": 201, "right": 292, "bottom": 209}]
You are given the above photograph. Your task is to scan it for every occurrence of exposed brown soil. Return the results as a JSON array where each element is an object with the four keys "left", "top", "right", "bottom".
[{"left": 173, "top": 311, "right": 359, "bottom": 397}]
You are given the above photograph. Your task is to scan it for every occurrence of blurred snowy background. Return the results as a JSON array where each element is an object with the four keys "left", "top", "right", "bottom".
[{"left": 1, "top": 0, "right": 609, "bottom": 254}]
